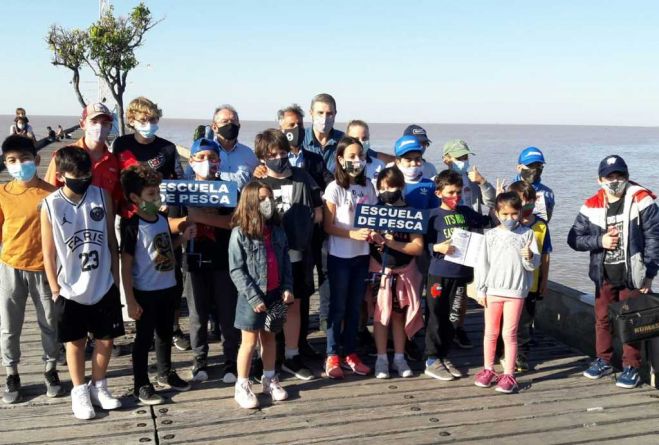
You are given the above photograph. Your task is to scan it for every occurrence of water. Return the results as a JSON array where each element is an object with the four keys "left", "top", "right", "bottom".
[{"left": 3, "top": 115, "right": 658, "bottom": 293}]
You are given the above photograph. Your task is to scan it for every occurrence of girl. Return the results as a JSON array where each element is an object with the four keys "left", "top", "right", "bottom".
[
  {"left": 323, "top": 137, "right": 378, "bottom": 379},
  {"left": 474, "top": 192, "right": 540, "bottom": 393},
  {"left": 369, "top": 168, "right": 424, "bottom": 379},
  {"left": 228, "top": 181, "right": 294, "bottom": 409}
]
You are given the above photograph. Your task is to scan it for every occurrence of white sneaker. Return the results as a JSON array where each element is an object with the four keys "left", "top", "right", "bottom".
[
  {"left": 71, "top": 384, "right": 96, "bottom": 420},
  {"left": 262, "top": 375, "right": 288, "bottom": 402},
  {"left": 234, "top": 380, "right": 259, "bottom": 409},
  {"left": 393, "top": 358, "right": 413, "bottom": 378},
  {"left": 222, "top": 372, "right": 237, "bottom": 384},
  {"left": 88, "top": 380, "right": 122, "bottom": 410},
  {"left": 375, "top": 358, "right": 390, "bottom": 379}
]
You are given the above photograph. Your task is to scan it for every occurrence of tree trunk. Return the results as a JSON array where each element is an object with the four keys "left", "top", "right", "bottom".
[
  {"left": 72, "top": 69, "right": 87, "bottom": 108},
  {"left": 116, "top": 97, "right": 125, "bottom": 136}
]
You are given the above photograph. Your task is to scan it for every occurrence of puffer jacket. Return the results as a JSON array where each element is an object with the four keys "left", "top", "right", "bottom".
[{"left": 567, "top": 182, "right": 659, "bottom": 290}]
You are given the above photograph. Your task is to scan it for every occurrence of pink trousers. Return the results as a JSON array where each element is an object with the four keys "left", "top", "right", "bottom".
[{"left": 483, "top": 295, "right": 525, "bottom": 375}]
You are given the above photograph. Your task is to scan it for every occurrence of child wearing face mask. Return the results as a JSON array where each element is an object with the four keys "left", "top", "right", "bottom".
[
  {"left": 568, "top": 155, "right": 658, "bottom": 389},
  {"left": 369, "top": 168, "right": 425, "bottom": 379},
  {"left": 119, "top": 165, "right": 195, "bottom": 405},
  {"left": 474, "top": 192, "right": 540, "bottom": 394},
  {"left": 323, "top": 137, "right": 378, "bottom": 379},
  {"left": 228, "top": 181, "right": 294, "bottom": 409},
  {"left": 514, "top": 147, "right": 555, "bottom": 222},
  {"left": 425, "top": 170, "right": 492, "bottom": 382},
  {"left": 393, "top": 135, "right": 439, "bottom": 210}
]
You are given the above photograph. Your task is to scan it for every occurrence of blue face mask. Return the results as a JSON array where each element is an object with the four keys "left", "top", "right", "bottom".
[
  {"left": 500, "top": 218, "right": 519, "bottom": 231},
  {"left": 451, "top": 159, "right": 470, "bottom": 174},
  {"left": 7, "top": 160, "right": 36, "bottom": 182},
  {"left": 362, "top": 140, "right": 371, "bottom": 152},
  {"left": 134, "top": 122, "right": 159, "bottom": 139}
]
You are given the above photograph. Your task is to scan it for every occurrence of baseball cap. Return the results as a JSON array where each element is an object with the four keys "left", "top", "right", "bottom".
[
  {"left": 518, "top": 146, "right": 546, "bottom": 165},
  {"left": 81, "top": 102, "right": 112, "bottom": 121},
  {"left": 443, "top": 139, "right": 474, "bottom": 158},
  {"left": 190, "top": 137, "right": 220, "bottom": 157},
  {"left": 403, "top": 124, "right": 431, "bottom": 144},
  {"left": 598, "top": 155, "right": 628, "bottom": 178},
  {"left": 394, "top": 135, "right": 424, "bottom": 157}
]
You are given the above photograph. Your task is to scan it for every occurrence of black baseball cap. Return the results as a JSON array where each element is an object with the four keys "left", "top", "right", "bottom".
[
  {"left": 403, "top": 124, "right": 431, "bottom": 144},
  {"left": 598, "top": 155, "right": 629, "bottom": 178}
]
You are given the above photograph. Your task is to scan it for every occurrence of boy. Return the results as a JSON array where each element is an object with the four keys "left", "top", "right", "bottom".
[
  {"left": 425, "top": 170, "right": 491, "bottom": 381},
  {"left": 120, "top": 165, "right": 194, "bottom": 404},
  {"left": 568, "top": 155, "right": 658, "bottom": 389},
  {"left": 256, "top": 129, "right": 322, "bottom": 381},
  {"left": 0, "top": 136, "right": 60, "bottom": 404},
  {"left": 41, "top": 147, "right": 123, "bottom": 419},
  {"left": 515, "top": 146, "right": 555, "bottom": 222}
]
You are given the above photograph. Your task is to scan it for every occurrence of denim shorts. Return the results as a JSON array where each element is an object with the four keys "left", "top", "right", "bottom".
[{"left": 234, "top": 289, "right": 280, "bottom": 331}]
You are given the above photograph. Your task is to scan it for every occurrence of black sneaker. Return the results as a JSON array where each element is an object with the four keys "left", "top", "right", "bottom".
[
  {"left": 299, "top": 341, "right": 322, "bottom": 359},
  {"left": 2, "top": 374, "right": 21, "bottom": 404},
  {"left": 157, "top": 371, "right": 191, "bottom": 392},
  {"left": 172, "top": 329, "right": 191, "bottom": 351},
  {"left": 44, "top": 369, "right": 64, "bottom": 398},
  {"left": 453, "top": 327, "right": 473, "bottom": 349},
  {"left": 282, "top": 355, "right": 314, "bottom": 381},
  {"left": 135, "top": 384, "right": 164, "bottom": 405},
  {"left": 405, "top": 339, "right": 424, "bottom": 362},
  {"left": 222, "top": 361, "right": 238, "bottom": 384},
  {"left": 192, "top": 356, "right": 209, "bottom": 382}
]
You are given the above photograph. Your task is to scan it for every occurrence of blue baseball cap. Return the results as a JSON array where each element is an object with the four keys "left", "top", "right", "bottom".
[
  {"left": 395, "top": 135, "right": 424, "bottom": 157},
  {"left": 518, "top": 146, "right": 546, "bottom": 165},
  {"left": 190, "top": 137, "right": 220, "bottom": 156}
]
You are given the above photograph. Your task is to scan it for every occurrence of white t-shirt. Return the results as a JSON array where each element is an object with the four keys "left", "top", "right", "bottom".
[{"left": 324, "top": 180, "right": 377, "bottom": 258}]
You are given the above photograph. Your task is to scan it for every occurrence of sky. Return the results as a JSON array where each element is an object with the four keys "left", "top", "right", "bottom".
[{"left": 1, "top": 0, "right": 659, "bottom": 126}]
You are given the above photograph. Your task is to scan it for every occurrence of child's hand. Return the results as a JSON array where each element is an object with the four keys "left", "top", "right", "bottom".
[
  {"left": 477, "top": 295, "right": 487, "bottom": 307},
  {"left": 370, "top": 232, "right": 385, "bottom": 245},
  {"left": 282, "top": 290, "right": 294, "bottom": 304},
  {"left": 520, "top": 240, "right": 533, "bottom": 260},
  {"left": 496, "top": 178, "right": 507, "bottom": 195},
  {"left": 253, "top": 164, "right": 268, "bottom": 179},
  {"left": 182, "top": 223, "right": 197, "bottom": 242},
  {"left": 254, "top": 302, "right": 267, "bottom": 313},
  {"left": 433, "top": 239, "right": 455, "bottom": 255},
  {"left": 468, "top": 166, "right": 485, "bottom": 185},
  {"left": 350, "top": 228, "right": 371, "bottom": 241},
  {"left": 127, "top": 301, "right": 143, "bottom": 320},
  {"left": 602, "top": 227, "right": 619, "bottom": 250}
]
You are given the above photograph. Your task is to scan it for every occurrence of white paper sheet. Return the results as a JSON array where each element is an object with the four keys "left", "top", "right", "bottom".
[{"left": 444, "top": 228, "right": 484, "bottom": 268}]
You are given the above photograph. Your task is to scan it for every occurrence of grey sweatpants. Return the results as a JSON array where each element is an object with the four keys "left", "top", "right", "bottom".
[{"left": 0, "top": 263, "right": 59, "bottom": 369}]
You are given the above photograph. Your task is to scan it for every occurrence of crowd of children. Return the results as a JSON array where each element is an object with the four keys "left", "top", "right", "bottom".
[{"left": 1, "top": 93, "right": 657, "bottom": 419}]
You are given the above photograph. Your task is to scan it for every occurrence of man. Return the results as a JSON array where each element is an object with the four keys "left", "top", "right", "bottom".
[{"left": 403, "top": 125, "right": 437, "bottom": 179}]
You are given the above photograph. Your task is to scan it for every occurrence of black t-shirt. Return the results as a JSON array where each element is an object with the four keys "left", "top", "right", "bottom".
[
  {"left": 370, "top": 231, "right": 414, "bottom": 269},
  {"left": 112, "top": 135, "right": 183, "bottom": 179},
  {"left": 603, "top": 198, "right": 626, "bottom": 287}
]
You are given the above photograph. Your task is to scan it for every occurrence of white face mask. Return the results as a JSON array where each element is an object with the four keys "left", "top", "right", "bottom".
[
  {"left": 85, "top": 123, "right": 111, "bottom": 143},
  {"left": 133, "top": 121, "right": 158, "bottom": 139},
  {"left": 451, "top": 159, "right": 470, "bottom": 174},
  {"left": 191, "top": 160, "right": 212, "bottom": 179},
  {"left": 398, "top": 165, "right": 423, "bottom": 182},
  {"left": 313, "top": 115, "right": 334, "bottom": 134}
]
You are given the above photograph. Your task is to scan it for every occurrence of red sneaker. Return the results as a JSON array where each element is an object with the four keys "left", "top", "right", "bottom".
[
  {"left": 343, "top": 353, "right": 371, "bottom": 376},
  {"left": 325, "top": 355, "right": 344, "bottom": 379}
]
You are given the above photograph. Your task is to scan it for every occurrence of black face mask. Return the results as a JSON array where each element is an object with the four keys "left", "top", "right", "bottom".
[
  {"left": 379, "top": 190, "right": 403, "bottom": 205},
  {"left": 66, "top": 176, "right": 92, "bottom": 195},
  {"left": 283, "top": 126, "right": 303, "bottom": 148},
  {"left": 217, "top": 123, "right": 240, "bottom": 141},
  {"left": 520, "top": 167, "right": 543, "bottom": 184},
  {"left": 265, "top": 157, "right": 291, "bottom": 175}
]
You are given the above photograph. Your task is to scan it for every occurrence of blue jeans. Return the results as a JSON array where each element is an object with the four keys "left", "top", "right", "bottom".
[{"left": 326, "top": 254, "right": 369, "bottom": 356}]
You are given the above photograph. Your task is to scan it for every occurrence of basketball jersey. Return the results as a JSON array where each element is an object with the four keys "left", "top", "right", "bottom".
[{"left": 44, "top": 185, "right": 114, "bottom": 305}]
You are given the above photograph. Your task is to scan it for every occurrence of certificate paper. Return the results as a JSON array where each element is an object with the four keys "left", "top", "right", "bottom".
[{"left": 445, "top": 229, "right": 484, "bottom": 268}]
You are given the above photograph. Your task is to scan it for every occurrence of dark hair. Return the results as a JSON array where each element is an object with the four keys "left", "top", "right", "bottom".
[
  {"left": 335, "top": 136, "right": 366, "bottom": 189},
  {"left": 15, "top": 107, "right": 25, "bottom": 115},
  {"left": 496, "top": 191, "right": 522, "bottom": 211},
  {"left": 54, "top": 146, "right": 92, "bottom": 177},
  {"left": 508, "top": 180, "right": 536, "bottom": 202},
  {"left": 376, "top": 167, "right": 405, "bottom": 190},
  {"left": 310, "top": 93, "right": 337, "bottom": 111},
  {"left": 433, "top": 169, "right": 463, "bottom": 191},
  {"left": 1, "top": 135, "right": 36, "bottom": 157},
  {"left": 254, "top": 128, "right": 290, "bottom": 160},
  {"left": 231, "top": 180, "right": 280, "bottom": 239},
  {"left": 120, "top": 165, "right": 163, "bottom": 202},
  {"left": 277, "top": 104, "right": 304, "bottom": 122}
]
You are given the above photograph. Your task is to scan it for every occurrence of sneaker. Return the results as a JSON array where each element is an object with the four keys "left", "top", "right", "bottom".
[
  {"left": 474, "top": 368, "right": 499, "bottom": 388},
  {"left": 393, "top": 358, "right": 413, "bottom": 378},
  {"left": 222, "top": 361, "right": 238, "bottom": 384},
  {"left": 71, "top": 384, "right": 95, "bottom": 420},
  {"left": 616, "top": 366, "right": 640, "bottom": 389},
  {"left": 2, "top": 374, "right": 21, "bottom": 404},
  {"left": 262, "top": 375, "right": 288, "bottom": 401},
  {"left": 425, "top": 359, "right": 455, "bottom": 381},
  {"left": 234, "top": 380, "right": 259, "bottom": 409},
  {"left": 88, "top": 380, "right": 122, "bottom": 410},
  {"left": 299, "top": 341, "right": 322, "bottom": 359},
  {"left": 325, "top": 355, "right": 344, "bottom": 379},
  {"left": 343, "top": 353, "right": 371, "bottom": 376},
  {"left": 135, "top": 384, "right": 164, "bottom": 405},
  {"left": 172, "top": 329, "right": 191, "bottom": 351},
  {"left": 441, "top": 359, "right": 464, "bottom": 378},
  {"left": 374, "top": 357, "right": 390, "bottom": 379},
  {"left": 156, "top": 371, "right": 191, "bottom": 392},
  {"left": 192, "top": 356, "right": 209, "bottom": 382},
  {"left": 583, "top": 358, "right": 613, "bottom": 379},
  {"left": 496, "top": 374, "right": 518, "bottom": 393},
  {"left": 515, "top": 355, "right": 530, "bottom": 373},
  {"left": 404, "top": 339, "right": 424, "bottom": 362},
  {"left": 453, "top": 327, "right": 473, "bottom": 349},
  {"left": 282, "top": 355, "right": 314, "bottom": 381},
  {"left": 44, "top": 369, "right": 64, "bottom": 398}
]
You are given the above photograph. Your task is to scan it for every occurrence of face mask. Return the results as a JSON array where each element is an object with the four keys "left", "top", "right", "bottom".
[
  {"left": 451, "top": 159, "right": 470, "bottom": 174},
  {"left": 217, "top": 123, "right": 240, "bottom": 141},
  {"left": 191, "top": 160, "right": 218, "bottom": 179},
  {"left": 520, "top": 166, "right": 543, "bottom": 184},
  {"left": 601, "top": 179, "right": 627, "bottom": 197},
  {"left": 265, "top": 157, "right": 291, "bottom": 175},
  {"left": 313, "top": 115, "right": 334, "bottom": 134},
  {"left": 398, "top": 165, "right": 423, "bottom": 182},
  {"left": 17, "top": 123, "right": 25, "bottom": 130},
  {"left": 139, "top": 198, "right": 162, "bottom": 216},
  {"left": 7, "top": 160, "right": 36, "bottom": 182},
  {"left": 344, "top": 160, "right": 364, "bottom": 177},
  {"left": 259, "top": 197, "right": 274, "bottom": 219},
  {"left": 521, "top": 202, "right": 535, "bottom": 218},
  {"left": 65, "top": 176, "right": 92, "bottom": 195},
  {"left": 500, "top": 218, "right": 519, "bottom": 231},
  {"left": 442, "top": 195, "right": 460, "bottom": 210},
  {"left": 362, "top": 140, "right": 371, "bottom": 152},
  {"left": 283, "top": 126, "right": 303, "bottom": 148},
  {"left": 85, "top": 123, "right": 111, "bottom": 144},
  {"left": 379, "top": 189, "right": 403, "bottom": 205},
  {"left": 133, "top": 121, "right": 158, "bottom": 139}
]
